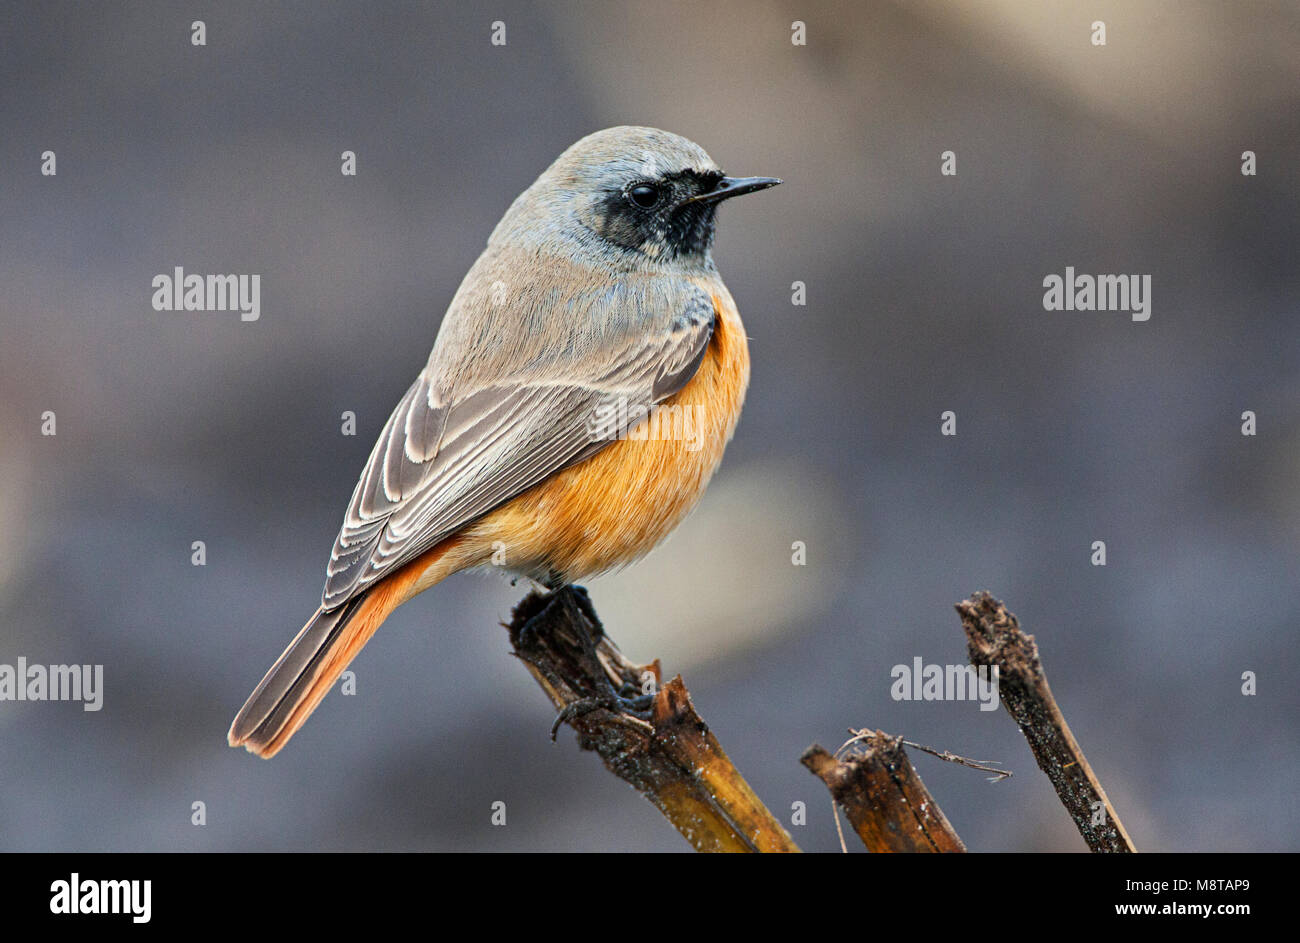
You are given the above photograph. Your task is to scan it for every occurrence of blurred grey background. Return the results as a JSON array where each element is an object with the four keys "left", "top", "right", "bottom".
[{"left": 2, "top": 0, "right": 1297, "bottom": 852}]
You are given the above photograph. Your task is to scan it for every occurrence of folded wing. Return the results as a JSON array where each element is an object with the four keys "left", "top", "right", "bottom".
[{"left": 322, "top": 280, "right": 716, "bottom": 608}]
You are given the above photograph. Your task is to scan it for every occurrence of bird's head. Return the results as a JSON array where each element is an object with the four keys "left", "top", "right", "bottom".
[{"left": 492, "top": 126, "right": 780, "bottom": 269}]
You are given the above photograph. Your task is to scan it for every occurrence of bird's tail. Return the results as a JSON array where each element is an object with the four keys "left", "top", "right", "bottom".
[
  {"left": 229, "top": 533, "right": 469, "bottom": 757},
  {"left": 227, "top": 588, "right": 397, "bottom": 758}
]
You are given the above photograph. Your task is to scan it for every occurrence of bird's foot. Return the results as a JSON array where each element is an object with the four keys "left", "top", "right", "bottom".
[
  {"left": 512, "top": 583, "right": 647, "bottom": 739},
  {"left": 549, "top": 685, "right": 655, "bottom": 740}
]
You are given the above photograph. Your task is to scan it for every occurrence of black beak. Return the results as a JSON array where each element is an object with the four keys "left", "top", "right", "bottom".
[{"left": 679, "top": 175, "right": 782, "bottom": 208}]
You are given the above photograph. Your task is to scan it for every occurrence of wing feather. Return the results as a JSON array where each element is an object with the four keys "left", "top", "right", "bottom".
[{"left": 321, "top": 281, "right": 716, "bottom": 608}]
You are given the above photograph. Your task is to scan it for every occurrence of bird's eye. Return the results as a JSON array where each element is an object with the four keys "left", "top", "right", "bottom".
[{"left": 628, "top": 183, "right": 660, "bottom": 208}]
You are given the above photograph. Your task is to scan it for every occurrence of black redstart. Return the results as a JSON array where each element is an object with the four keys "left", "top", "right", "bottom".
[{"left": 229, "top": 126, "right": 779, "bottom": 756}]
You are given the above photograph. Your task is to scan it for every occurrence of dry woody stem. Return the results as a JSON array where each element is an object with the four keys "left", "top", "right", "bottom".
[
  {"left": 801, "top": 733, "right": 967, "bottom": 853},
  {"left": 507, "top": 585, "right": 800, "bottom": 853},
  {"left": 957, "top": 591, "right": 1137, "bottom": 853}
]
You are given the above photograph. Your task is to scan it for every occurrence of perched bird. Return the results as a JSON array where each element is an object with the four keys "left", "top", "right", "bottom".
[{"left": 228, "top": 126, "right": 780, "bottom": 757}]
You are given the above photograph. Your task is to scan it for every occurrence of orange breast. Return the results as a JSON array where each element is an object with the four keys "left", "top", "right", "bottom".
[{"left": 464, "top": 285, "right": 751, "bottom": 584}]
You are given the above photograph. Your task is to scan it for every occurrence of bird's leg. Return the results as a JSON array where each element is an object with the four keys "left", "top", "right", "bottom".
[
  {"left": 565, "top": 584, "right": 654, "bottom": 708},
  {"left": 566, "top": 584, "right": 605, "bottom": 641},
  {"left": 511, "top": 568, "right": 583, "bottom": 649},
  {"left": 522, "top": 583, "right": 655, "bottom": 740}
]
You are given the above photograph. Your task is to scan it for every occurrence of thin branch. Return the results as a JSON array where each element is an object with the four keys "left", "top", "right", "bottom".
[
  {"left": 956, "top": 591, "right": 1137, "bottom": 853},
  {"left": 506, "top": 585, "right": 800, "bottom": 853},
  {"left": 888, "top": 735, "right": 1012, "bottom": 782},
  {"left": 801, "top": 730, "right": 967, "bottom": 853}
]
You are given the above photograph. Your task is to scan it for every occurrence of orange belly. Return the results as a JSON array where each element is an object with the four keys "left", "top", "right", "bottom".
[{"left": 459, "top": 286, "right": 750, "bottom": 584}]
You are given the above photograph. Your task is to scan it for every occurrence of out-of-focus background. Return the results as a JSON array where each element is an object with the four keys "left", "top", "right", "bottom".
[{"left": 2, "top": 0, "right": 1297, "bottom": 852}]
